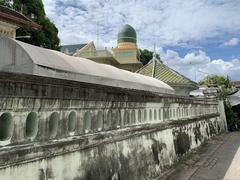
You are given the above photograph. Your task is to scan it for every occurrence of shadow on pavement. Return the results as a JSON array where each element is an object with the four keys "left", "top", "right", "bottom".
[{"left": 164, "top": 132, "right": 240, "bottom": 180}]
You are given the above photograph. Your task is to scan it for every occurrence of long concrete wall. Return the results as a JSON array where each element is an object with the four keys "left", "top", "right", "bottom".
[{"left": 0, "top": 72, "right": 227, "bottom": 180}]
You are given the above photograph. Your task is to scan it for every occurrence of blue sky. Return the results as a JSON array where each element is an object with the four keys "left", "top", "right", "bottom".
[{"left": 42, "top": 0, "right": 240, "bottom": 81}]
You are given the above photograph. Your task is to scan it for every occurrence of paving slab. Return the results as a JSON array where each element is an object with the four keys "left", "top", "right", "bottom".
[{"left": 162, "top": 132, "right": 240, "bottom": 180}]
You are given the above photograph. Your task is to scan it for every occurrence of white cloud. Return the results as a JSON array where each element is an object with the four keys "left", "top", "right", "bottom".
[
  {"left": 223, "top": 38, "right": 239, "bottom": 46},
  {"left": 42, "top": 0, "right": 240, "bottom": 47},
  {"left": 160, "top": 49, "right": 240, "bottom": 81},
  {"left": 41, "top": 0, "right": 240, "bottom": 81}
]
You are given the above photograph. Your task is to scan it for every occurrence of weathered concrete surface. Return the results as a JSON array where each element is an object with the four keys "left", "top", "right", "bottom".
[
  {"left": 162, "top": 132, "right": 240, "bottom": 180},
  {"left": 0, "top": 72, "right": 227, "bottom": 180},
  {"left": 0, "top": 118, "right": 225, "bottom": 180},
  {"left": 0, "top": 37, "right": 174, "bottom": 94}
]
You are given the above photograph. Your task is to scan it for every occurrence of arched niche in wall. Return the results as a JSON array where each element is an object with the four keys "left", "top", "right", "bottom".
[
  {"left": 0, "top": 112, "right": 14, "bottom": 141},
  {"left": 49, "top": 112, "right": 59, "bottom": 138},
  {"left": 111, "top": 110, "right": 120, "bottom": 129},
  {"left": 25, "top": 112, "right": 38, "bottom": 139},
  {"left": 123, "top": 110, "right": 130, "bottom": 126},
  {"left": 68, "top": 111, "right": 77, "bottom": 133},
  {"left": 104, "top": 110, "right": 112, "bottom": 130},
  {"left": 83, "top": 111, "right": 91, "bottom": 133},
  {"left": 96, "top": 111, "right": 103, "bottom": 131},
  {"left": 91, "top": 113, "right": 98, "bottom": 131},
  {"left": 138, "top": 109, "right": 142, "bottom": 123},
  {"left": 149, "top": 109, "right": 152, "bottom": 121},
  {"left": 116, "top": 110, "right": 121, "bottom": 128},
  {"left": 154, "top": 109, "right": 157, "bottom": 120},
  {"left": 163, "top": 108, "right": 169, "bottom": 120},
  {"left": 144, "top": 110, "right": 147, "bottom": 122},
  {"left": 159, "top": 109, "right": 161, "bottom": 120},
  {"left": 131, "top": 110, "right": 136, "bottom": 124}
]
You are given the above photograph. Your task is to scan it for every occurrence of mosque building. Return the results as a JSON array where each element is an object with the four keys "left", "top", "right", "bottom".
[
  {"left": 61, "top": 24, "right": 143, "bottom": 72},
  {"left": 61, "top": 24, "right": 198, "bottom": 95}
]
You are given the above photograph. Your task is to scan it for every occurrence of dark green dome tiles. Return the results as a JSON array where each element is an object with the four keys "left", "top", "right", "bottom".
[{"left": 117, "top": 24, "right": 137, "bottom": 43}]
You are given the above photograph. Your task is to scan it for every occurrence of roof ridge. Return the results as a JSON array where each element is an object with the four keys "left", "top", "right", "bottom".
[{"left": 0, "top": 5, "right": 41, "bottom": 30}]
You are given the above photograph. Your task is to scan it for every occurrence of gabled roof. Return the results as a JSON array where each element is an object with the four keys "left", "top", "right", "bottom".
[
  {"left": 0, "top": 6, "right": 41, "bottom": 30},
  {"left": 61, "top": 44, "right": 87, "bottom": 55},
  {"left": 136, "top": 56, "right": 198, "bottom": 88},
  {"left": 0, "top": 37, "right": 175, "bottom": 94}
]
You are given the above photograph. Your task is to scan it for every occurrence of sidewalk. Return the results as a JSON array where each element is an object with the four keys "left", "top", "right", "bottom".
[{"left": 162, "top": 132, "right": 240, "bottom": 180}]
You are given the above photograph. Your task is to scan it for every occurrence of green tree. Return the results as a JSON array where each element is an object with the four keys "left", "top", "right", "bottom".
[
  {"left": 0, "top": 0, "right": 12, "bottom": 7},
  {"left": 12, "top": 0, "right": 60, "bottom": 50},
  {"left": 140, "top": 49, "right": 160, "bottom": 65},
  {"left": 199, "top": 75, "right": 234, "bottom": 97},
  {"left": 199, "top": 75, "right": 237, "bottom": 127}
]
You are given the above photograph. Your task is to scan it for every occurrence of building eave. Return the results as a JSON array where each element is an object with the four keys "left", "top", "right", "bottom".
[{"left": 0, "top": 6, "right": 41, "bottom": 30}]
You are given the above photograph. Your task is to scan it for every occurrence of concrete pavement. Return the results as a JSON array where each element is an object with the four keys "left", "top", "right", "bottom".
[{"left": 162, "top": 132, "right": 240, "bottom": 180}]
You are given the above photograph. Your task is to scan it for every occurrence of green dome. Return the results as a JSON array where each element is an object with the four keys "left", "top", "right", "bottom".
[{"left": 117, "top": 24, "right": 137, "bottom": 43}]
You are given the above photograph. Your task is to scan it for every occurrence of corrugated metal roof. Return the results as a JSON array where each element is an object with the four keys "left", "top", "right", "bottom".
[{"left": 0, "top": 38, "right": 174, "bottom": 94}]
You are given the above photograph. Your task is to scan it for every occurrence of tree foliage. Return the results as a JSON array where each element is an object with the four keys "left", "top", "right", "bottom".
[
  {"left": 0, "top": 0, "right": 12, "bottom": 6},
  {"left": 198, "top": 75, "right": 234, "bottom": 97},
  {"left": 2, "top": 0, "right": 60, "bottom": 50},
  {"left": 140, "top": 49, "right": 160, "bottom": 65},
  {"left": 199, "top": 75, "right": 237, "bottom": 127}
]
